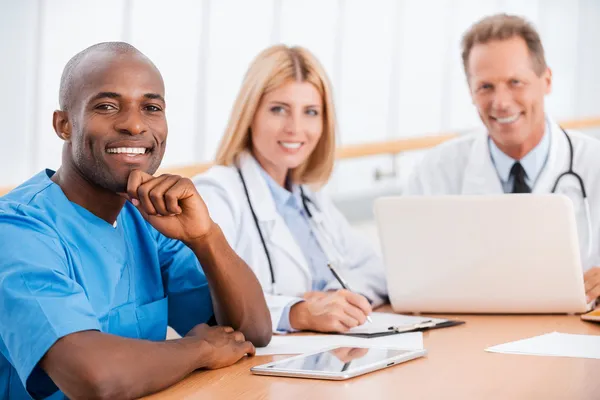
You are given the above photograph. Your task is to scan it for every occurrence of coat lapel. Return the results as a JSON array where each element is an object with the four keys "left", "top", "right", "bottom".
[
  {"left": 461, "top": 133, "right": 505, "bottom": 195},
  {"left": 460, "top": 119, "right": 569, "bottom": 195},
  {"left": 237, "top": 152, "right": 311, "bottom": 279},
  {"left": 532, "top": 119, "right": 569, "bottom": 194}
]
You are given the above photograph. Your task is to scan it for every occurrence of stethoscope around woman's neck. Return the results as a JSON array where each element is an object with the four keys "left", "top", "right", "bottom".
[
  {"left": 236, "top": 166, "right": 314, "bottom": 285},
  {"left": 236, "top": 166, "right": 344, "bottom": 293}
]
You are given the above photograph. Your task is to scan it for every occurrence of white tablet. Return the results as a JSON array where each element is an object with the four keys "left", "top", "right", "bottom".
[{"left": 251, "top": 346, "right": 426, "bottom": 380}]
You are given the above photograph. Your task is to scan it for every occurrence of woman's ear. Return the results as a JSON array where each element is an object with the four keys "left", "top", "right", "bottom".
[{"left": 53, "top": 110, "right": 72, "bottom": 141}]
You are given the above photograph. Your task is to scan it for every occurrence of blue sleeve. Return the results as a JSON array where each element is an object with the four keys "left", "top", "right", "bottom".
[
  {"left": 0, "top": 213, "right": 101, "bottom": 396},
  {"left": 276, "top": 299, "right": 304, "bottom": 333},
  {"left": 156, "top": 232, "right": 214, "bottom": 337}
]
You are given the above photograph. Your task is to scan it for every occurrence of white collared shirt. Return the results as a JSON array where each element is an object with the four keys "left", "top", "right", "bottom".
[{"left": 488, "top": 120, "right": 551, "bottom": 192}]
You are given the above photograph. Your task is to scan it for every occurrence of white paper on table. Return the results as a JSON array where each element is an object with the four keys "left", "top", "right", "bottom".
[
  {"left": 256, "top": 331, "right": 423, "bottom": 356},
  {"left": 346, "top": 312, "right": 449, "bottom": 335},
  {"left": 486, "top": 331, "right": 600, "bottom": 360}
]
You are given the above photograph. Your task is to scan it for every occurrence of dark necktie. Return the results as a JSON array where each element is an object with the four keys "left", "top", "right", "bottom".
[{"left": 510, "top": 161, "right": 531, "bottom": 193}]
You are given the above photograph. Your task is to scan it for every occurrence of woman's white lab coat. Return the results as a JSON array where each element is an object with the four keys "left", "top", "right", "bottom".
[
  {"left": 193, "top": 152, "right": 387, "bottom": 331},
  {"left": 404, "top": 118, "right": 600, "bottom": 270}
]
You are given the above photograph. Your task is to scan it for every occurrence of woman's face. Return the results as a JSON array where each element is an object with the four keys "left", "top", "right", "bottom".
[{"left": 250, "top": 80, "right": 324, "bottom": 184}]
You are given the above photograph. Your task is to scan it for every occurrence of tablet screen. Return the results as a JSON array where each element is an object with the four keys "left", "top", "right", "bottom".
[{"left": 264, "top": 347, "right": 413, "bottom": 373}]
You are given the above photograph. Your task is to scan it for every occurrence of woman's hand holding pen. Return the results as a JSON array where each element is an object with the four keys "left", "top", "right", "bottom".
[
  {"left": 289, "top": 289, "right": 372, "bottom": 333},
  {"left": 302, "top": 291, "right": 328, "bottom": 301}
]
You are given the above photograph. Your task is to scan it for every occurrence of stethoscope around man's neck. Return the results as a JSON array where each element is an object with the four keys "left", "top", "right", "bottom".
[
  {"left": 493, "top": 125, "right": 591, "bottom": 257},
  {"left": 552, "top": 127, "right": 592, "bottom": 257},
  {"left": 491, "top": 123, "right": 590, "bottom": 249},
  {"left": 491, "top": 124, "right": 590, "bottom": 256}
]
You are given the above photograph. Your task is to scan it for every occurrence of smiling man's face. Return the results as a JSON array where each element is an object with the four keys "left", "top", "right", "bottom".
[
  {"left": 57, "top": 51, "right": 167, "bottom": 192},
  {"left": 467, "top": 36, "right": 551, "bottom": 158}
]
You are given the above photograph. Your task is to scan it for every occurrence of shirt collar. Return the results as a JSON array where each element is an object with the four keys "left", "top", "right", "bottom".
[
  {"left": 489, "top": 119, "right": 551, "bottom": 184},
  {"left": 258, "top": 165, "right": 298, "bottom": 210},
  {"left": 42, "top": 169, "right": 123, "bottom": 230}
]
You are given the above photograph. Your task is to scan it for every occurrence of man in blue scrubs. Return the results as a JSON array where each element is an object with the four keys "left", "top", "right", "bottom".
[{"left": 0, "top": 42, "right": 271, "bottom": 399}]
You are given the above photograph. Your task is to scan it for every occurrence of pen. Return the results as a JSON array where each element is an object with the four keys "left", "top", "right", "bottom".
[
  {"left": 387, "top": 320, "right": 435, "bottom": 333},
  {"left": 327, "top": 262, "right": 373, "bottom": 324}
]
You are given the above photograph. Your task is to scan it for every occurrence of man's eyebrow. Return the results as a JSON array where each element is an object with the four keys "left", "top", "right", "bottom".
[
  {"left": 90, "top": 92, "right": 121, "bottom": 102},
  {"left": 144, "top": 93, "right": 165, "bottom": 102},
  {"left": 88, "top": 92, "right": 165, "bottom": 102}
]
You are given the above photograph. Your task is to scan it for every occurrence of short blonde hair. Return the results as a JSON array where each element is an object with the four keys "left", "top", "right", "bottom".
[
  {"left": 461, "top": 13, "right": 547, "bottom": 77},
  {"left": 215, "top": 45, "right": 337, "bottom": 186}
]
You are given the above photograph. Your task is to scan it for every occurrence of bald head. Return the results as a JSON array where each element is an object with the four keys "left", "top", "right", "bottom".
[
  {"left": 52, "top": 42, "right": 168, "bottom": 193},
  {"left": 59, "top": 42, "right": 159, "bottom": 111}
]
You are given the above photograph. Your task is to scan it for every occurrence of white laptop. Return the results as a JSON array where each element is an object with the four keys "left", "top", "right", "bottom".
[{"left": 374, "top": 195, "right": 590, "bottom": 314}]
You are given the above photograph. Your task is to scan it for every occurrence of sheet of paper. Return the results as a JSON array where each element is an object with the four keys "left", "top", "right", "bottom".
[
  {"left": 256, "top": 331, "right": 423, "bottom": 356},
  {"left": 346, "top": 312, "right": 448, "bottom": 335},
  {"left": 486, "top": 331, "right": 600, "bottom": 359}
]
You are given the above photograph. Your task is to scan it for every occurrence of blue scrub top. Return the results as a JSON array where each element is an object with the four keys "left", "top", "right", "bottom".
[{"left": 0, "top": 170, "right": 214, "bottom": 399}]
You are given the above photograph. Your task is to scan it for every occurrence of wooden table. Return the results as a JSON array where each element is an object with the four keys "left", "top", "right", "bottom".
[{"left": 145, "top": 311, "right": 600, "bottom": 400}]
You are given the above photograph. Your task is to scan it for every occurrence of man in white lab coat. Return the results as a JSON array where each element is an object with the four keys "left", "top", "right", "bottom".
[{"left": 404, "top": 13, "right": 600, "bottom": 304}]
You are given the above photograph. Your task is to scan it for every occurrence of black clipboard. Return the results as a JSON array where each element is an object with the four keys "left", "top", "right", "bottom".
[{"left": 342, "top": 318, "right": 465, "bottom": 338}]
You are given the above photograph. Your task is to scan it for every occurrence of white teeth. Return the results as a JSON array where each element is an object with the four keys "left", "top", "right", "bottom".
[
  {"left": 494, "top": 114, "right": 520, "bottom": 124},
  {"left": 106, "top": 147, "right": 147, "bottom": 155},
  {"left": 279, "top": 142, "right": 303, "bottom": 149}
]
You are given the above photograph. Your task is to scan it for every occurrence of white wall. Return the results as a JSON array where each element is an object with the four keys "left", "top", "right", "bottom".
[{"left": 1, "top": 0, "right": 599, "bottom": 197}]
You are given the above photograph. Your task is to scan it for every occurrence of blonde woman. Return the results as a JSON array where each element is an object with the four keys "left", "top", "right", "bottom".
[{"left": 193, "top": 45, "right": 386, "bottom": 333}]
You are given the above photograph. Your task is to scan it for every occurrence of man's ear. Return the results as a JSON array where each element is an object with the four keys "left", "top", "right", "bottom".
[
  {"left": 53, "top": 110, "right": 72, "bottom": 141},
  {"left": 543, "top": 67, "right": 553, "bottom": 96},
  {"left": 465, "top": 75, "right": 476, "bottom": 105}
]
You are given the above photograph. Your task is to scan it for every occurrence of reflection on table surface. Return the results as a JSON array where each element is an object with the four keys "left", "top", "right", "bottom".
[{"left": 266, "top": 347, "right": 411, "bottom": 372}]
